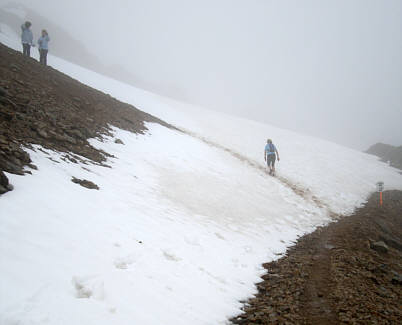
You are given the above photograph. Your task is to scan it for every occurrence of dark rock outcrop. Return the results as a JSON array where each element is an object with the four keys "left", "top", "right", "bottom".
[
  {"left": 370, "top": 240, "right": 389, "bottom": 254},
  {"left": 0, "top": 170, "right": 12, "bottom": 194},
  {"left": 366, "top": 143, "right": 402, "bottom": 170},
  {"left": 71, "top": 177, "right": 99, "bottom": 190},
  {"left": 0, "top": 41, "right": 173, "bottom": 181}
]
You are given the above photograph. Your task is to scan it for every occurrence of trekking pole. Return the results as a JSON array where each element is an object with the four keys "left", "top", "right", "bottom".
[{"left": 376, "top": 181, "right": 384, "bottom": 207}]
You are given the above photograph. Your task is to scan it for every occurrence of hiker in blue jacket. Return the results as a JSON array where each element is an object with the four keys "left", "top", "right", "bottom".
[
  {"left": 21, "top": 21, "right": 34, "bottom": 57},
  {"left": 264, "top": 139, "right": 280, "bottom": 175},
  {"left": 38, "top": 29, "right": 50, "bottom": 66}
]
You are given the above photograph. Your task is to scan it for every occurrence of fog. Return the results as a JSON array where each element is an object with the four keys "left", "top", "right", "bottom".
[{"left": 2, "top": 0, "right": 401, "bottom": 149}]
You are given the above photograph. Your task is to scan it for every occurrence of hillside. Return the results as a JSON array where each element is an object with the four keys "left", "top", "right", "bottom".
[
  {"left": 1, "top": 33, "right": 402, "bottom": 325},
  {"left": 0, "top": 42, "right": 170, "bottom": 190},
  {"left": 0, "top": 40, "right": 331, "bottom": 324},
  {"left": 366, "top": 143, "right": 402, "bottom": 170},
  {"left": 232, "top": 190, "right": 402, "bottom": 324}
]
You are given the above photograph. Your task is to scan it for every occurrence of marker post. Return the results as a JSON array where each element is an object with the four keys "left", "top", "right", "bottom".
[{"left": 376, "top": 181, "right": 384, "bottom": 207}]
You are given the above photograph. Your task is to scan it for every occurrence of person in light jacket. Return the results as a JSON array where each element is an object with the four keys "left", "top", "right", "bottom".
[
  {"left": 21, "top": 21, "right": 33, "bottom": 57},
  {"left": 264, "top": 138, "right": 280, "bottom": 176},
  {"left": 38, "top": 29, "right": 50, "bottom": 66}
]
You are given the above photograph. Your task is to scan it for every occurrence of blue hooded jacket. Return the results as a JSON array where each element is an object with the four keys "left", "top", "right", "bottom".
[
  {"left": 21, "top": 24, "right": 33, "bottom": 44},
  {"left": 38, "top": 35, "right": 50, "bottom": 50}
]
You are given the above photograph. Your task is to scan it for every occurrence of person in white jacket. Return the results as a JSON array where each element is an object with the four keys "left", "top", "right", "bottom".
[
  {"left": 38, "top": 29, "right": 50, "bottom": 65},
  {"left": 21, "top": 21, "right": 33, "bottom": 57}
]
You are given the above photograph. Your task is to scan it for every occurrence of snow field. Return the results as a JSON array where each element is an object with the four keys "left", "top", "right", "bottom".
[
  {"left": 1, "top": 28, "right": 402, "bottom": 325},
  {"left": 1, "top": 124, "right": 330, "bottom": 325},
  {"left": 2, "top": 27, "right": 400, "bottom": 216}
]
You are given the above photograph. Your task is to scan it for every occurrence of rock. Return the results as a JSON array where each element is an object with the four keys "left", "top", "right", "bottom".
[
  {"left": 37, "top": 129, "right": 49, "bottom": 139},
  {"left": 379, "top": 235, "right": 402, "bottom": 251},
  {"left": 52, "top": 132, "right": 77, "bottom": 144},
  {"left": 370, "top": 241, "right": 389, "bottom": 254},
  {"left": 0, "top": 137, "right": 8, "bottom": 145},
  {"left": 0, "top": 86, "right": 8, "bottom": 97},
  {"left": 391, "top": 273, "right": 402, "bottom": 285},
  {"left": 66, "top": 129, "right": 85, "bottom": 140},
  {"left": 14, "top": 79, "right": 25, "bottom": 86},
  {"left": 114, "top": 138, "right": 124, "bottom": 145},
  {"left": 324, "top": 244, "right": 336, "bottom": 250},
  {"left": 33, "top": 121, "right": 47, "bottom": 131},
  {"left": 0, "top": 110, "right": 14, "bottom": 121},
  {"left": 15, "top": 94, "right": 30, "bottom": 104},
  {"left": 0, "top": 170, "right": 12, "bottom": 194},
  {"left": 0, "top": 170, "right": 9, "bottom": 187},
  {"left": 10, "top": 64, "right": 19, "bottom": 72},
  {"left": 374, "top": 219, "right": 392, "bottom": 235},
  {"left": 0, "top": 185, "right": 7, "bottom": 194},
  {"left": 64, "top": 134, "right": 77, "bottom": 144},
  {"left": 28, "top": 163, "right": 38, "bottom": 170},
  {"left": 15, "top": 112, "right": 25, "bottom": 120},
  {"left": 71, "top": 177, "right": 99, "bottom": 190}
]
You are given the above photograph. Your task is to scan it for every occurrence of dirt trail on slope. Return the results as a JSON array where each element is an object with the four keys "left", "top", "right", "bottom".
[
  {"left": 230, "top": 190, "right": 402, "bottom": 324},
  {"left": 179, "top": 128, "right": 331, "bottom": 214}
]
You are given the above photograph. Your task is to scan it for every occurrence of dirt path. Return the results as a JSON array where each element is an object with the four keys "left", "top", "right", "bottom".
[
  {"left": 179, "top": 128, "right": 332, "bottom": 215},
  {"left": 231, "top": 190, "right": 402, "bottom": 324},
  {"left": 300, "top": 229, "right": 337, "bottom": 324}
]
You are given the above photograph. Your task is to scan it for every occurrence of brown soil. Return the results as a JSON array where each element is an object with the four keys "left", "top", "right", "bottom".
[
  {"left": 231, "top": 190, "right": 402, "bottom": 324},
  {"left": 0, "top": 42, "right": 172, "bottom": 178}
]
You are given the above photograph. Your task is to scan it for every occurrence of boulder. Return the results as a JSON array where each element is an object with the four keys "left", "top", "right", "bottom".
[
  {"left": 0, "top": 86, "right": 8, "bottom": 97},
  {"left": 370, "top": 241, "right": 389, "bottom": 254},
  {"left": 0, "top": 170, "right": 12, "bottom": 194},
  {"left": 37, "top": 129, "right": 49, "bottom": 139},
  {"left": 0, "top": 185, "right": 7, "bottom": 194},
  {"left": 114, "top": 138, "right": 124, "bottom": 145},
  {"left": 66, "top": 129, "right": 86, "bottom": 140},
  {"left": 0, "top": 170, "right": 9, "bottom": 187},
  {"left": 71, "top": 177, "right": 99, "bottom": 190}
]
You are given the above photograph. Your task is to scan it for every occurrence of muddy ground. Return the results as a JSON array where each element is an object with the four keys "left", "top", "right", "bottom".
[{"left": 231, "top": 190, "right": 402, "bottom": 324}]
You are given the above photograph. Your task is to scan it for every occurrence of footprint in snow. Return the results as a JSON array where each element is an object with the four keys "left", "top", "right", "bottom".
[
  {"left": 114, "top": 255, "right": 136, "bottom": 269},
  {"left": 162, "top": 249, "right": 182, "bottom": 262},
  {"left": 72, "top": 275, "right": 104, "bottom": 300}
]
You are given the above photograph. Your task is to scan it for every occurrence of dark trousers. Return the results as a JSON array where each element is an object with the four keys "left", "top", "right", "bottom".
[
  {"left": 266, "top": 154, "right": 276, "bottom": 168},
  {"left": 39, "top": 49, "right": 48, "bottom": 66},
  {"left": 22, "top": 43, "right": 31, "bottom": 57}
]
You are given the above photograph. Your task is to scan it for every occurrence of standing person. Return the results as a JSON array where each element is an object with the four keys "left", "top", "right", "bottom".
[
  {"left": 38, "top": 29, "right": 50, "bottom": 66},
  {"left": 21, "top": 21, "right": 33, "bottom": 57},
  {"left": 264, "top": 139, "right": 280, "bottom": 176}
]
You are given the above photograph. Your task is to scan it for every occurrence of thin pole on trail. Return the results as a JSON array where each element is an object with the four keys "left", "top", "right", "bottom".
[{"left": 376, "top": 181, "right": 384, "bottom": 207}]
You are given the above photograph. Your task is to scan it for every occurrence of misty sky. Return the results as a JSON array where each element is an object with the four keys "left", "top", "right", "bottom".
[{"left": 3, "top": 0, "right": 402, "bottom": 149}]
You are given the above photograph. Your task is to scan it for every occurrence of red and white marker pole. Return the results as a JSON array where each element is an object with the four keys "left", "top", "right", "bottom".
[{"left": 376, "top": 181, "right": 384, "bottom": 207}]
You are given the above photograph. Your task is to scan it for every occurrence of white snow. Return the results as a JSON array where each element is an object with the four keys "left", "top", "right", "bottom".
[
  {"left": 1, "top": 31, "right": 402, "bottom": 325},
  {"left": 0, "top": 23, "right": 19, "bottom": 42},
  {"left": 1, "top": 4, "right": 27, "bottom": 20}
]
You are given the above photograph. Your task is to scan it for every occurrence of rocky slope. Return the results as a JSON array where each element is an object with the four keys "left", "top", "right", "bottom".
[
  {"left": 366, "top": 143, "right": 402, "bottom": 171},
  {"left": 231, "top": 190, "right": 402, "bottom": 324},
  {"left": 0, "top": 42, "right": 171, "bottom": 194}
]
